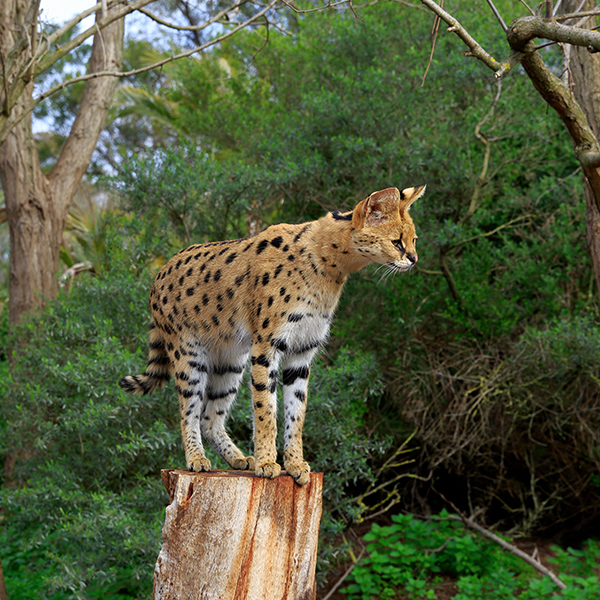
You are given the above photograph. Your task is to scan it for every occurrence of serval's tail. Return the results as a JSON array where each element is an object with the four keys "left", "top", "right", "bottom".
[{"left": 119, "top": 323, "right": 171, "bottom": 395}]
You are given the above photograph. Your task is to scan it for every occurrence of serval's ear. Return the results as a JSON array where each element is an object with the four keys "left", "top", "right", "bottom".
[
  {"left": 353, "top": 187, "right": 402, "bottom": 228},
  {"left": 398, "top": 185, "right": 426, "bottom": 212}
]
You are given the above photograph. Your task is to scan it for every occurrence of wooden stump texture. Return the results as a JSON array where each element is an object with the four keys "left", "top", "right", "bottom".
[{"left": 153, "top": 469, "right": 323, "bottom": 600}]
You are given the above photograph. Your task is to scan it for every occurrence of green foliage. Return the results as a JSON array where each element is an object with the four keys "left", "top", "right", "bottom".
[
  {"left": 1, "top": 222, "right": 176, "bottom": 598},
  {"left": 343, "top": 512, "right": 600, "bottom": 600}
]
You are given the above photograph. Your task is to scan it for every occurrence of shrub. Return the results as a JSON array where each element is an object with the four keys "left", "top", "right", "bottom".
[{"left": 342, "top": 512, "right": 600, "bottom": 600}]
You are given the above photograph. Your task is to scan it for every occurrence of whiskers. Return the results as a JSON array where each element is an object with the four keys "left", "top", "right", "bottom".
[
  {"left": 374, "top": 262, "right": 401, "bottom": 284},
  {"left": 374, "top": 261, "right": 417, "bottom": 284}
]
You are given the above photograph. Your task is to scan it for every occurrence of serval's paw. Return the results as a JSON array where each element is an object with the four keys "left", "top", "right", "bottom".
[
  {"left": 285, "top": 460, "right": 311, "bottom": 485},
  {"left": 255, "top": 461, "right": 282, "bottom": 479},
  {"left": 187, "top": 456, "right": 211, "bottom": 473},
  {"left": 231, "top": 456, "right": 255, "bottom": 471}
]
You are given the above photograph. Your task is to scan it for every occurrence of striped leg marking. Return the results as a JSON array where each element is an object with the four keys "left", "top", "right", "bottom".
[
  {"left": 251, "top": 347, "right": 281, "bottom": 479},
  {"left": 200, "top": 354, "right": 254, "bottom": 470},
  {"left": 281, "top": 350, "right": 316, "bottom": 485},
  {"left": 174, "top": 346, "right": 211, "bottom": 472}
]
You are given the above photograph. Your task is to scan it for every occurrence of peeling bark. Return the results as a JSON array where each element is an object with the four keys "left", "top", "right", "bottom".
[{"left": 154, "top": 470, "right": 323, "bottom": 600}]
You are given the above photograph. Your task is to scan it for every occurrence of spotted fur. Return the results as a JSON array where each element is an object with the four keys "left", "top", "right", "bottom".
[{"left": 119, "top": 185, "right": 425, "bottom": 485}]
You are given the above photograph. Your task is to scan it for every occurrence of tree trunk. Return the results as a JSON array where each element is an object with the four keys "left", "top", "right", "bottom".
[
  {"left": 561, "top": 0, "right": 600, "bottom": 299},
  {"left": 0, "top": 557, "right": 8, "bottom": 600},
  {"left": 0, "top": 0, "right": 124, "bottom": 325},
  {"left": 154, "top": 469, "right": 323, "bottom": 600}
]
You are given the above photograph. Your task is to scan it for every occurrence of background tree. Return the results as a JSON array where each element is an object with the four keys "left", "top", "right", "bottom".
[{"left": 0, "top": 0, "right": 281, "bottom": 326}]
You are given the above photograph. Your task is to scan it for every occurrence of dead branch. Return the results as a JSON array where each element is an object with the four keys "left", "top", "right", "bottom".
[
  {"left": 485, "top": 0, "right": 508, "bottom": 31},
  {"left": 507, "top": 15, "right": 600, "bottom": 51},
  {"left": 137, "top": 1, "right": 249, "bottom": 31},
  {"left": 321, "top": 546, "right": 366, "bottom": 600},
  {"left": 459, "top": 516, "right": 567, "bottom": 590},
  {"left": 554, "top": 7, "right": 600, "bottom": 20},
  {"left": 460, "top": 80, "right": 502, "bottom": 224},
  {"left": 424, "top": 513, "right": 567, "bottom": 590},
  {"left": 0, "top": 1, "right": 278, "bottom": 146},
  {"left": 419, "top": 0, "right": 504, "bottom": 73}
]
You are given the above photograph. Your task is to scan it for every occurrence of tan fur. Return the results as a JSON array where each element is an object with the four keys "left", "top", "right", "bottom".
[{"left": 119, "top": 185, "right": 424, "bottom": 484}]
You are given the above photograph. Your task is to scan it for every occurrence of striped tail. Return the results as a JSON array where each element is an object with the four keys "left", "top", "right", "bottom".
[{"left": 119, "top": 323, "right": 171, "bottom": 395}]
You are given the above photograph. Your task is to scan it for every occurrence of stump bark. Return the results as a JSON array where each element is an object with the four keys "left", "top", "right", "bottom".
[{"left": 153, "top": 469, "right": 323, "bottom": 600}]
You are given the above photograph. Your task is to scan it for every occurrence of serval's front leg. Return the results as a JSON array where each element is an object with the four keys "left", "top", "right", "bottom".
[
  {"left": 281, "top": 349, "right": 317, "bottom": 485},
  {"left": 250, "top": 345, "right": 281, "bottom": 479}
]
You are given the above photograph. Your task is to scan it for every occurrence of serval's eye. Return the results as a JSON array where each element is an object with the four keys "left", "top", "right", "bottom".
[{"left": 392, "top": 239, "right": 404, "bottom": 252}]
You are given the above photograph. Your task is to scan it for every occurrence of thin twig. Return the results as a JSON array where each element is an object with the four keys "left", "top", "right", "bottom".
[
  {"left": 0, "top": 1, "right": 277, "bottom": 145},
  {"left": 321, "top": 546, "right": 366, "bottom": 600},
  {"left": 422, "top": 1, "right": 442, "bottom": 86},
  {"left": 486, "top": 0, "right": 508, "bottom": 31},
  {"left": 137, "top": 1, "right": 248, "bottom": 31},
  {"left": 554, "top": 7, "right": 600, "bottom": 21},
  {"left": 418, "top": 0, "right": 502, "bottom": 72},
  {"left": 518, "top": 0, "right": 536, "bottom": 15},
  {"left": 278, "top": 0, "right": 356, "bottom": 13},
  {"left": 422, "top": 513, "right": 567, "bottom": 590}
]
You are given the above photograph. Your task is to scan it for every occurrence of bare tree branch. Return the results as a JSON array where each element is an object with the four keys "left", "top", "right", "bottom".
[
  {"left": 554, "top": 7, "right": 600, "bottom": 20},
  {"left": 137, "top": 1, "right": 249, "bottom": 32},
  {"left": 507, "top": 15, "right": 600, "bottom": 51},
  {"left": 423, "top": 513, "right": 567, "bottom": 590},
  {"left": 278, "top": 0, "right": 358, "bottom": 15},
  {"left": 518, "top": 0, "right": 536, "bottom": 15},
  {"left": 38, "top": 0, "right": 157, "bottom": 73},
  {"left": 419, "top": 0, "right": 506, "bottom": 72},
  {"left": 485, "top": 0, "right": 508, "bottom": 31},
  {"left": 0, "top": 0, "right": 278, "bottom": 145}
]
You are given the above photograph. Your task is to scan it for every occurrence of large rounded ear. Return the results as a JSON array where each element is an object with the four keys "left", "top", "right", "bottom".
[
  {"left": 352, "top": 187, "right": 401, "bottom": 228},
  {"left": 399, "top": 185, "right": 426, "bottom": 211}
]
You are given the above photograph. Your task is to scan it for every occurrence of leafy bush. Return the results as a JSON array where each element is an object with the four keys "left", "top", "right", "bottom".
[{"left": 343, "top": 512, "right": 600, "bottom": 600}]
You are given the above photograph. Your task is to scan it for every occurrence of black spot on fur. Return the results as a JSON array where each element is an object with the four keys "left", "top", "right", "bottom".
[
  {"left": 270, "top": 236, "right": 283, "bottom": 248},
  {"left": 225, "top": 253, "right": 237, "bottom": 264},
  {"left": 256, "top": 240, "right": 269, "bottom": 254},
  {"left": 252, "top": 380, "right": 267, "bottom": 392},
  {"left": 252, "top": 354, "right": 270, "bottom": 367}
]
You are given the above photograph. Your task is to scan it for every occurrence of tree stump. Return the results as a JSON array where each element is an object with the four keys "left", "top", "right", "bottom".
[{"left": 153, "top": 469, "right": 323, "bottom": 600}]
